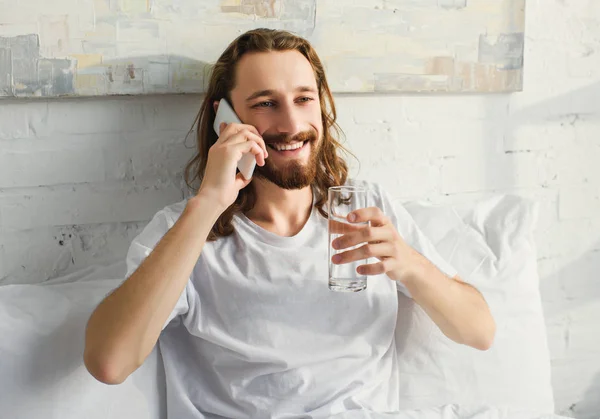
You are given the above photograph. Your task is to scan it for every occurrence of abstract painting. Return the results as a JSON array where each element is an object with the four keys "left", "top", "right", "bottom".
[{"left": 0, "top": 0, "right": 525, "bottom": 97}]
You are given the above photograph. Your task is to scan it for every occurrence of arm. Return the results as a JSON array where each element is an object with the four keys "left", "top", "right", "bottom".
[
  {"left": 84, "top": 121, "right": 268, "bottom": 385},
  {"left": 400, "top": 254, "right": 495, "bottom": 351},
  {"left": 331, "top": 208, "right": 496, "bottom": 351},
  {"left": 84, "top": 195, "right": 223, "bottom": 385}
]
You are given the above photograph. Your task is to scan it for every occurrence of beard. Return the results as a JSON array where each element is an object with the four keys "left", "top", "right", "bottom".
[{"left": 254, "top": 128, "right": 321, "bottom": 190}]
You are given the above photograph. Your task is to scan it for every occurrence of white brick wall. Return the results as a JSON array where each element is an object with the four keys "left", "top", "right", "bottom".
[{"left": 0, "top": 0, "right": 598, "bottom": 417}]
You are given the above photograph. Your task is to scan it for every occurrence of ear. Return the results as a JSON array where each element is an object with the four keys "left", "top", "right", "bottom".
[{"left": 213, "top": 100, "right": 219, "bottom": 114}]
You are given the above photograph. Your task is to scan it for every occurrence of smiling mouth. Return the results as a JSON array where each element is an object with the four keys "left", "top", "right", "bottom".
[{"left": 267, "top": 140, "right": 309, "bottom": 152}]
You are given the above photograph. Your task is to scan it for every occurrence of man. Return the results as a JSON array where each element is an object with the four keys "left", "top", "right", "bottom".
[{"left": 84, "top": 28, "right": 495, "bottom": 418}]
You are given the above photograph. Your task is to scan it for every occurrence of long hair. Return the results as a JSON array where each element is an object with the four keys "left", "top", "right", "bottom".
[{"left": 184, "top": 28, "right": 351, "bottom": 242}]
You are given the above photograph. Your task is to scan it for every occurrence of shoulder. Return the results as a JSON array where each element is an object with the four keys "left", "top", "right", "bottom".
[
  {"left": 136, "top": 198, "right": 189, "bottom": 241},
  {"left": 158, "top": 199, "right": 189, "bottom": 227}
]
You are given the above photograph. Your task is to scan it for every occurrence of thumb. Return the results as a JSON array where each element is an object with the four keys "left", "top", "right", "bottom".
[{"left": 234, "top": 172, "right": 252, "bottom": 190}]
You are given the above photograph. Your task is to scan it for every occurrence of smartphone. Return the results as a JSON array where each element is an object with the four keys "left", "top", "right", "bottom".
[{"left": 213, "top": 98, "right": 257, "bottom": 180}]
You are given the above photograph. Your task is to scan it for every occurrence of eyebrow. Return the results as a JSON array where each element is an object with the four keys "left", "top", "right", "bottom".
[{"left": 245, "top": 86, "right": 317, "bottom": 102}]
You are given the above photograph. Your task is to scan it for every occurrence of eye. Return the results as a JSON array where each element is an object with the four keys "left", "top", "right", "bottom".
[
  {"left": 297, "top": 96, "right": 314, "bottom": 103},
  {"left": 253, "top": 101, "right": 275, "bottom": 108}
]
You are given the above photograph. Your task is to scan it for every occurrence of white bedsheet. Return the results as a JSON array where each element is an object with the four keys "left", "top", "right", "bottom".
[
  {"left": 0, "top": 261, "right": 574, "bottom": 419},
  {"left": 329, "top": 405, "right": 572, "bottom": 419},
  {"left": 0, "top": 195, "right": 576, "bottom": 419}
]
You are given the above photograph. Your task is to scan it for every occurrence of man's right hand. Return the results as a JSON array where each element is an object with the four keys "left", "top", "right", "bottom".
[{"left": 198, "top": 122, "right": 268, "bottom": 210}]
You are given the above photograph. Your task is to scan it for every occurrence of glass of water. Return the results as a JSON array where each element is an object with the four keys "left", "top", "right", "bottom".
[{"left": 328, "top": 186, "right": 369, "bottom": 292}]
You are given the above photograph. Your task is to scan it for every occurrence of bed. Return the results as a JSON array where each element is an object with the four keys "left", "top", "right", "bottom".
[{"left": 0, "top": 195, "right": 573, "bottom": 419}]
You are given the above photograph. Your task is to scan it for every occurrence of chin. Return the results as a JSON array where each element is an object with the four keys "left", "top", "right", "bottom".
[{"left": 254, "top": 162, "right": 316, "bottom": 190}]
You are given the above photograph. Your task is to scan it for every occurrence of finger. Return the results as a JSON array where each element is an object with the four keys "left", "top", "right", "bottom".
[
  {"left": 331, "top": 242, "right": 395, "bottom": 265},
  {"left": 233, "top": 140, "right": 265, "bottom": 167},
  {"left": 331, "top": 225, "right": 394, "bottom": 250},
  {"left": 228, "top": 122, "right": 261, "bottom": 138},
  {"left": 348, "top": 207, "right": 389, "bottom": 227},
  {"left": 225, "top": 131, "right": 267, "bottom": 165},
  {"left": 356, "top": 260, "right": 392, "bottom": 276},
  {"left": 328, "top": 218, "right": 365, "bottom": 235},
  {"left": 232, "top": 130, "right": 268, "bottom": 161},
  {"left": 219, "top": 122, "right": 259, "bottom": 138},
  {"left": 218, "top": 124, "right": 268, "bottom": 158},
  {"left": 234, "top": 172, "right": 252, "bottom": 190}
]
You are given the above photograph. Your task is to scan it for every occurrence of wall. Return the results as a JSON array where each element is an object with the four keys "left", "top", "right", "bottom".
[{"left": 0, "top": 0, "right": 598, "bottom": 417}]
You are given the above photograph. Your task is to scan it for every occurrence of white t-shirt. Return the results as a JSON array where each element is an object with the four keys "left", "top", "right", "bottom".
[{"left": 125, "top": 179, "right": 457, "bottom": 419}]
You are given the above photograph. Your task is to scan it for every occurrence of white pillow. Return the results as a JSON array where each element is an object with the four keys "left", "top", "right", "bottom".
[
  {"left": 0, "top": 196, "right": 554, "bottom": 418},
  {"left": 0, "top": 261, "right": 166, "bottom": 419},
  {"left": 397, "top": 195, "right": 555, "bottom": 413}
]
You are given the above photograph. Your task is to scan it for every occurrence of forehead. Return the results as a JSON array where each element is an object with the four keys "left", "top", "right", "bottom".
[{"left": 233, "top": 50, "right": 317, "bottom": 94}]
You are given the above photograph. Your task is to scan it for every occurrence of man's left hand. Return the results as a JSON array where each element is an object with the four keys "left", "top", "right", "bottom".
[{"left": 330, "top": 207, "right": 425, "bottom": 284}]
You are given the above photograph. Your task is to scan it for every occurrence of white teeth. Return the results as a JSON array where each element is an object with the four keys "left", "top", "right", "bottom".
[{"left": 272, "top": 141, "right": 304, "bottom": 151}]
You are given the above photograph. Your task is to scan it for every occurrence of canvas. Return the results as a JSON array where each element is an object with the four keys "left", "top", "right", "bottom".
[{"left": 0, "top": 0, "right": 525, "bottom": 97}]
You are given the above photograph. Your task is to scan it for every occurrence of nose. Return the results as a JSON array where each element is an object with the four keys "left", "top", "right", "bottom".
[{"left": 273, "top": 102, "right": 302, "bottom": 137}]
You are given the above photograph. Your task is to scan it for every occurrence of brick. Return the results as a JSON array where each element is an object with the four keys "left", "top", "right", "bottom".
[
  {"left": 0, "top": 243, "right": 5, "bottom": 279},
  {"left": 559, "top": 251, "right": 600, "bottom": 302},
  {"left": 399, "top": 95, "right": 509, "bottom": 122},
  {"left": 567, "top": 41, "right": 600, "bottom": 79},
  {"left": 551, "top": 357, "right": 600, "bottom": 416},
  {"left": 344, "top": 122, "right": 426, "bottom": 164},
  {"left": 131, "top": 141, "right": 191, "bottom": 180},
  {"left": 342, "top": 123, "right": 439, "bottom": 198},
  {"left": 568, "top": 315, "right": 600, "bottom": 356},
  {"left": 559, "top": 186, "right": 600, "bottom": 219},
  {"left": 544, "top": 316, "right": 569, "bottom": 360},
  {"left": 142, "top": 94, "right": 202, "bottom": 132},
  {"left": 0, "top": 101, "right": 31, "bottom": 139},
  {"left": 535, "top": 218, "right": 600, "bottom": 259},
  {"left": 526, "top": 4, "right": 580, "bottom": 43},
  {"left": 538, "top": 257, "right": 567, "bottom": 305},
  {"left": 440, "top": 152, "right": 543, "bottom": 194},
  {"left": 362, "top": 160, "right": 439, "bottom": 200},
  {"left": 509, "top": 41, "right": 574, "bottom": 107},
  {"left": 565, "top": 0, "right": 600, "bottom": 21},
  {"left": 30, "top": 98, "right": 147, "bottom": 136},
  {"left": 0, "top": 147, "right": 105, "bottom": 188},
  {"left": 427, "top": 119, "right": 505, "bottom": 158},
  {"left": 504, "top": 119, "right": 577, "bottom": 152},
  {"left": 345, "top": 117, "right": 507, "bottom": 160},
  {"left": 102, "top": 143, "right": 134, "bottom": 182},
  {"left": 545, "top": 146, "right": 600, "bottom": 188},
  {"left": 0, "top": 181, "right": 184, "bottom": 231},
  {"left": 103, "top": 131, "right": 191, "bottom": 182},
  {"left": 574, "top": 118, "right": 600, "bottom": 147},
  {"left": 336, "top": 95, "right": 404, "bottom": 125}
]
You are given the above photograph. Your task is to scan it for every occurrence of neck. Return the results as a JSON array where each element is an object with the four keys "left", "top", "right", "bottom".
[{"left": 244, "top": 177, "right": 314, "bottom": 237}]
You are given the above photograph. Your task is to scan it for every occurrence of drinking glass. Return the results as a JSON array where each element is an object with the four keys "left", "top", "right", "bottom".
[{"left": 328, "top": 186, "right": 369, "bottom": 292}]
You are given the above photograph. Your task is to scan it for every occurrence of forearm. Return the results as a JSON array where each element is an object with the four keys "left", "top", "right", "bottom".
[
  {"left": 403, "top": 260, "right": 496, "bottom": 351},
  {"left": 84, "top": 194, "right": 223, "bottom": 384}
]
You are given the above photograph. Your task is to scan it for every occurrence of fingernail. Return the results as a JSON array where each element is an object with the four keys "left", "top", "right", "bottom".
[
  {"left": 332, "top": 254, "right": 341, "bottom": 264},
  {"left": 348, "top": 213, "right": 356, "bottom": 222}
]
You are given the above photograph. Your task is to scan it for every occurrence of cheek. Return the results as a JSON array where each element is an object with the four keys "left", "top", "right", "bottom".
[
  {"left": 247, "top": 115, "right": 272, "bottom": 135},
  {"left": 309, "top": 107, "right": 323, "bottom": 137}
]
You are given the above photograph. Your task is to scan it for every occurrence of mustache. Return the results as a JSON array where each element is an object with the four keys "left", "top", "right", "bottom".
[{"left": 262, "top": 129, "right": 317, "bottom": 145}]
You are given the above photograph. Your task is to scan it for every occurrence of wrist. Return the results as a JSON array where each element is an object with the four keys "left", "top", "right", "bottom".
[
  {"left": 399, "top": 254, "right": 430, "bottom": 288},
  {"left": 186, "top": 192, "right": 227, "bottom": 222},
  {"left": 197, "top": 186, "right": 230, "bottom": 209}
]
